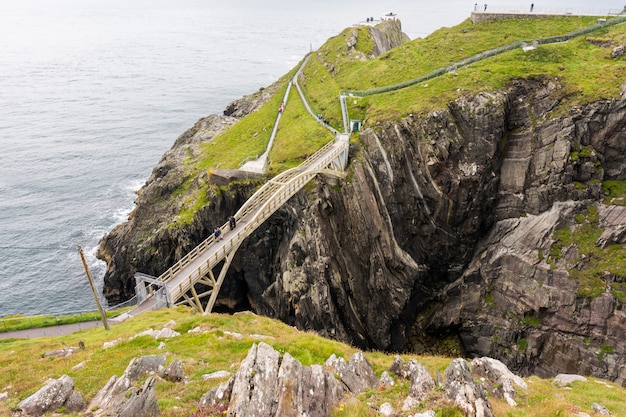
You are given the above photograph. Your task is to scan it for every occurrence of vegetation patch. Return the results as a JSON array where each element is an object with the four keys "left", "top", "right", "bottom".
[
  {"left": 548, "top": 205, "right": 626, "bottom": 299},
  {"left": 522, "top": 316, "right": 541, "bottom": 328},
  {"left": 603, "top": 180, "right": 626, "bottom": 206},
  {"left": 266, "top": 88, "right": 335, "bottom": 175}
]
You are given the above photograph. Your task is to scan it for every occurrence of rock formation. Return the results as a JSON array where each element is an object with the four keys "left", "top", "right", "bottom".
[
  {"left": 98, "top": 20, "right": 626, "bottom": 386},
  {"left": 199, "top": 343, "right": 526, "bottom": 417},
  {"left": 16, "top": 375, "right": 83, "bottom": 417},
  {"left": 200, "top": 342, "right": 347, "bottom": 417},
  {"left": 86, "top": 355, "right": 165, "bottom": 416}
]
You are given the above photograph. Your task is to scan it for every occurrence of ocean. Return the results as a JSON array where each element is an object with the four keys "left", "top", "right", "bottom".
[{"left": 0, "top": 0, "right": 621, "bottom": 317}]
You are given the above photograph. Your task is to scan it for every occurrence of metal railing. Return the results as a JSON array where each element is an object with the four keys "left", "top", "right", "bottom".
[
  {"left": 474, "top": 6, "right": 625, "bottom": 16},
  {"left": 161, "top": 137, "right": 349, "bottom": 304}
]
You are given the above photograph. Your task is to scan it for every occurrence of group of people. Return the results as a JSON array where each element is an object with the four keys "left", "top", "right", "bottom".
[
  {"left": 213, "top": 215, "right": 237, "bottom": 241},
  {"left": 475, "top": 3, "right": 487, "bottom": 11}
]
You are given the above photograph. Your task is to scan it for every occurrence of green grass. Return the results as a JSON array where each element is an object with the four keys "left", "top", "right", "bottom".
[
  {"left": 198, "top": 79, "right": 292, "bottom": 172},
  {"left": 603, "top": 180, "right": 626, "bottom": 206},
  {"left": 266, "top": 87, "right": 335, "bottom": 176},
  {"left": 356, "top": 22, "right": 625, "bottom": 123},
  {"left": 2, "top": 307, "right": 626, "bottom": 416}
]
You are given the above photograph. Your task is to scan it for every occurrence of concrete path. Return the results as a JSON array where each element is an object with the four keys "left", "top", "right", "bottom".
[{"left": 0, "top": 320, "right": 105, "bottom": 340}]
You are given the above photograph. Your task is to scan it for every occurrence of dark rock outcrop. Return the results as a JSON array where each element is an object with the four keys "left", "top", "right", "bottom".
[{"left": 97, "top": 89, "right": 275, "bottom": 304}]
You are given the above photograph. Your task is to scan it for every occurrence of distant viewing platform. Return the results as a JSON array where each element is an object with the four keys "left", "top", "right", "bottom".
[{"left": 471, "top": 4, "right": 626, "bottom": 23}]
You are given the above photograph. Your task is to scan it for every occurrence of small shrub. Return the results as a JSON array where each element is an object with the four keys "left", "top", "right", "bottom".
[
  {"left": 518, "top": 338, "right": 528, "bottom": 351},
  {"left": 522, "top": 316, "right": 541, "bottom": 328}
]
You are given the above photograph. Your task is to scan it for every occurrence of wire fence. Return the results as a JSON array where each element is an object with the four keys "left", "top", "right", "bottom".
[{"left": 342, "top": 14, "right": 626, "bottom": 98}]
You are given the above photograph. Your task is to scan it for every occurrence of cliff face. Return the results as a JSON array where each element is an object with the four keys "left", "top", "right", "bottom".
[
  {"left": 243, "top": 78, "right": 626, "bottom": 383},
  {"left": 99, "top": 72, "right": 626, "bottom": 382}
]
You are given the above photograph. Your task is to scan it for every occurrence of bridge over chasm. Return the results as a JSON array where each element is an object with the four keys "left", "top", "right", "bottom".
[{"left": 133, "top": 56, "right": 350, "bottom": 315}]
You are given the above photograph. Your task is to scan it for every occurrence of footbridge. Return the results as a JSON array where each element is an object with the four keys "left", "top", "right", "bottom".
[
  {"left": 133, "top": 135, "right": 349, "bottom": 314},
  {"left": 132, "top": 56, "right": 350, "bottom": 315}
]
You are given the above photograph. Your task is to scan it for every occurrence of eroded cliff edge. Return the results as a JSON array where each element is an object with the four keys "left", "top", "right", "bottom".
[{"left": 99, "top": 73, "right": 626, "bottom": 384}]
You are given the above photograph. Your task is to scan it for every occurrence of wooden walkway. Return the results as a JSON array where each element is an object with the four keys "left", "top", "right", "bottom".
[{"left": 132, "top": 55, "right": 350, "bottom": 315}]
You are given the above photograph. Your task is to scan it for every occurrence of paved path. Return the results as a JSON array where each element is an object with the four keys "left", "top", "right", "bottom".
[{"left": 0, "top": 320, "right": 105, "bottom": 340}]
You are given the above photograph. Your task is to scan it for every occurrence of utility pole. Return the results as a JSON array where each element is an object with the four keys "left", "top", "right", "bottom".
[{"left": 77, "top": 245, "right": 110, "bottom": 330}]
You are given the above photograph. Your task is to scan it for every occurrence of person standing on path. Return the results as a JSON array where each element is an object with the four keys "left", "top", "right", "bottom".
[
  {"left": 530, "top": 3, "right": 534, "bottom": 12},
  {"left": 228, "top": 216, "right": 236, "bottom": 230}
]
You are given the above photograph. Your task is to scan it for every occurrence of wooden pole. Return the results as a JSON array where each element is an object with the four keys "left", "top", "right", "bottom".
[{"left": 77, "top": 245, "right": 110, "bottom": 330}]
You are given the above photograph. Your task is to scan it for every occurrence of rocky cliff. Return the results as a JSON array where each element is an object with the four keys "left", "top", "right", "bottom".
[{"left": 98, "top": 27, "right": 626, "bottom": 385}]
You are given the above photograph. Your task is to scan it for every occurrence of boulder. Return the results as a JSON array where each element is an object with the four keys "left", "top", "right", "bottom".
[
  {"left": 379, "top": 402, "right": 395, "bottom": 416},
  {"left": 407, "top": 359, "right": 435, "bottom": 400},
  {"left": 402, "top": 395, "right": 420, "bottom": 411},
  {"left": 87, "top": 356, "right": 165, "bottom": 416},
  {"left": 161, "top": 359, "right": 185, "bottom": 382},
  {"left": 553, "top": 374, "right": 587, "bottom": 386},
  {"left": 445, "top": 359, "right": 493, "bottom": 417},
  {"left": 42, "top": 347, "right": 77, "bottom": 358},
  {"left": 116, "top": 377, "right": 159, "bottom": 417},
  {"left": 198, "top": 378, "right": 233, "bottom": 410},
  {"left": 202, "top": 370, "right": 231, "bottom": 380},
  {"left": 387, "top": 356, "right": 435, "bottom": 400},
  {"left": 413, "top": 412, "right": 436, "bottom": 417},
  {"left": 131, "top": 328, "right": 181, "bottom": 340},
  {"left": 592, "top": 402, "right": 614, "bottom": 416},
  {"left": 379, "top": 370, "right": 395, "bottom": 388},
  {"left": 124, "top": 355, "right": 166, "bottom": 381},
  {"left": 17, "top": 375, "right": 75, "bottom": 417},
  {"left": 64, "top": 391, "right": 85, "bottom": 413},
  {"left": 471, "top": 357, "right": 527, "bottom": 406},
  {"left": 325, "top": 351, "right": 378, "bottom": 394},
  {"left": 102, "top": 338, "right": 122, "bottom": 349}
]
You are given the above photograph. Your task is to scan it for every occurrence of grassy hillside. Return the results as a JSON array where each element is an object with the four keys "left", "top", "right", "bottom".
[
  {"left": 1, "top": 307, "right": 626, "bottom": 416},
  {"left": 168, "top": 16, "right": 625, "bottom": 225}
]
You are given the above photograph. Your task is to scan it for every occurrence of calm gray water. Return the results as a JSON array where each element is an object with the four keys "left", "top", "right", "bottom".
[{"left": 0, "top": 0, "right": 621, "bottom": 316}]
